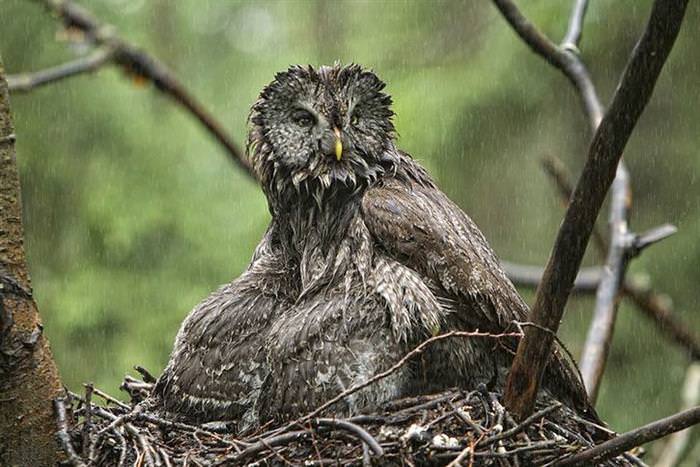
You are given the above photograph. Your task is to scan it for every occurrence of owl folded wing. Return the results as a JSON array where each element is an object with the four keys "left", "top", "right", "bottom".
[
  {"left": 361, "top": 175, "right": 600, "bottom": 422},
  {"left": 361, "top": 176, "right": 530, "bottom": 332}
]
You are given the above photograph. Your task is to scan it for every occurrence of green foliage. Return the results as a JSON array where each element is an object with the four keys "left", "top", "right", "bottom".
[{"left": 1, "top": 0, "right": 698, "bottom": 444}]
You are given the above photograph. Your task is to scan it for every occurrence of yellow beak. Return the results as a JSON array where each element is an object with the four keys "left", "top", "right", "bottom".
[{"left": 333, "top": 128, "right": 343, "bottom": 161}]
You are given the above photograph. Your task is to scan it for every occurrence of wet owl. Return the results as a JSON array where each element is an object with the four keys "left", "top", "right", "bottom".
[{"left": 154, "top": 64, "right": 595, "bottom": 430}]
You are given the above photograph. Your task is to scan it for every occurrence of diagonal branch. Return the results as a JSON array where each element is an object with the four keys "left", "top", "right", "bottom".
[
  {"left": 491, "top": 0, "right": 603, "bottom": 128},
  {"left": 556, "top": 405, "right": 700, "bottom": 466},
  {"left": 500, "top": 0, "right": 690, "bottom": 419},
  {"left": 7, "top": 46, "right": 114, "bottom": 93},
  {"left": 493, "top": 0, "right": 640, "bottom": 402},
  {"left": 543, "top": 156, "right": 695, "bottom": 360},
  {"left": 25, "top": 0, "right": 255, "bottom": 179},
  {"left": 578, "top": 164, "right": 631, "bottom": 404}
]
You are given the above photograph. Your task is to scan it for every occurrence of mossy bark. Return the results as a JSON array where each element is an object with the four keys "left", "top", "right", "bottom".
[{"left": 0, "top": 55, "right": 64, "bottom": 466}]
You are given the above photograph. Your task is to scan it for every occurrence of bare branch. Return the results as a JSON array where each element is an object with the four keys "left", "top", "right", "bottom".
[
  {"left": 562, "top": 0, "right": 590, "bottom": 51},
  {"left": 33, "top": 0, "right": 254, "bottom": 179},
  {"left": 623, "top": 283, "right": 700, "bottom": 361},
  {"left": 540, "top": 156, "right": 608, "bottom": 252},
  {"left": 54, "top": 397, "right": 87, "bottom": 467},
  {"left": 556, "top": 406, "right": 700, "bottom": 466},
  {"left": 7, "top": 46, "right": 113, "bottom": 93},
  {"left": 501, "top": 0, "right": 690, "bottom": 419},
  {"left": 506, "top": 262, "right": 700, "bottom": 362},
  {"left": 491, "top": 0, "right": 603, "bottom": 128},
  {"left": 539, "top": 155, "right": 699, "bottom": 360},
  {"left": 656, "top": 363, "right": 700, "bottom": 467},
  {"left": 579, "top": 164, "right": 631, "bottom": 403},
  {"left": 503, "top": 262, "right": 601, "bottom": 293}
]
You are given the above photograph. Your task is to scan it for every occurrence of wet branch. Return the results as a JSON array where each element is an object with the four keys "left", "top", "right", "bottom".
[
  {"left": 578, "top": 165, "right": 631, "bottom": 404},
  {"left": 491, "top": 0, "right": 602, "bottom": 128},
  {"left": 7, "top": 46, "right": 114, "bottom": 93},
  {"left": 498, "top": 0, "right": 690, "bottom": 419},
  {"left": 502, "top": 262, "right": 601, "bottom": 293},
  {"left": 492, "top": 0, "right": 639, "bottom": 404},
  {"left": 562, "top": 0, "right": 590, "bottom": 51},
  {"left": 18, "top": 0, "right": 254, "bottom": 178},
  {"left": 511, "top": 155, "right": 700, "bottom": 361},
  {"left": 656, "top": 363, "right": 700, "bottom": 467},
  {"left": 557, "top": 406, "right": 700, "bottom": 466}
]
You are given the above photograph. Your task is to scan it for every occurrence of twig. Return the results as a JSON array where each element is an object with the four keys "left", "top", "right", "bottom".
[
  {"left": 556, "top": 406, "right": 700, "bottom": 466},
  {"left": 561, "top": 0, "right": 590, "bottom": 51},
  {"left": 579, "top": 164, "right": 631, "bottom": 403},
  {"left": 7, "top": 46, "right": 114, "bottom": 93},
  {"left": 501, "top": 0, "right": 690, "bottom": 419},
  {"left": 83, "top": 383, "right": 94, "bottom": 460},
  {"left": 134, "top": 366, "right": 157, "bottom": 384},
  {"left": 491, "top": 0, "right": 602, "bottom": 128},
  {"left": 294, "top": 330, "right": 521, "bottom": 426},
  {"left": 32, "top": 0, "right": 254, "bottom": 178},
  {"left": 314, "top": 418, "right": 384, "bottom": 457},
  {"left": 90, "top": 385, "right": 130, "bottom": 410},
  {"left": 513, "top": 155, "right": 700, "bottom": 361},
  {"left": 503, "top": 262, "right": 601, "bottom": 293},
  {"left": 54, "top": 397, "right": 87, "bottom": 467},
  {"left": 623, "top": 283, "right": 700, "bottom": 361},
  {"left": 655, "top": 362, "right": 700, "bottom": 467},
  {"left": 211, "top": 430, "right": 309, "bottom": 466},
  {"left": 481, "top": 403, "right": 562, "bottom": 447}
]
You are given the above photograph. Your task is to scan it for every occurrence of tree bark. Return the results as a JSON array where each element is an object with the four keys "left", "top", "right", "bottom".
[{"left": 0, "top": 55, "right": 63, "bottom": 466}]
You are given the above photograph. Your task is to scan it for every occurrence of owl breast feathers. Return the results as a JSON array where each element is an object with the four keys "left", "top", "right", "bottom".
[{"left": 153, "top": 64, "right": 596, "bottom": 430}]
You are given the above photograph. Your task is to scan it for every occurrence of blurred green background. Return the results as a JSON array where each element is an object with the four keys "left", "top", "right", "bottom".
[{"left": 1, "top": 0, "right": 698, "bottom": 459}]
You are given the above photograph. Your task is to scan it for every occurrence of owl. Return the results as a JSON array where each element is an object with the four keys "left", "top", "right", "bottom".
[{"left": 154, "top": 64, "right": 596, "bottom": 430}]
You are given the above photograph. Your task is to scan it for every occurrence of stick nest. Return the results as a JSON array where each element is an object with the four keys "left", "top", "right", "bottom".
[{"left": 57, "top": 369, "right": 643, "bottom": 466}]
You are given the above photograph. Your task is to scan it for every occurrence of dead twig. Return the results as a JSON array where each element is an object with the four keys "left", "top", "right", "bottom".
[
  {"left": 579, "top": 164, "right": 631, "bottom": 403},
  {"left": 502, "top": 262, "right": 601, "bottom": 294},
  {"left": 655, "top": 363, "right": 700, "bottom": 467},
  {"left": 314, "top": 418, "right": 384, "bottom": 457},
  {"left": 54, "top": 397, "right": 87, "bottom": 467},
  {"left": 7, "top": 46, "right": 114, "bottom": 93},
  {"left": 528, "top": 157, "right": 700, "bottom": 360},
  {"left": 556, "top": 406, "right": 700, "bottom": 466},
  {"left": 25, "top": 0, "right": 254, "bottom": 178}
]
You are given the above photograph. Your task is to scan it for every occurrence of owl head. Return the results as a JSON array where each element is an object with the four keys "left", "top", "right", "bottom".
[{"left": 248, "top": 64, "right": 398, "bottom": 209}]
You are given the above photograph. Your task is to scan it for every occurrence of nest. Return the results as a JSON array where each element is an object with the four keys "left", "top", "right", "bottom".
[{"left": 55, "top": 368, "right": 645, "bottom": 467}]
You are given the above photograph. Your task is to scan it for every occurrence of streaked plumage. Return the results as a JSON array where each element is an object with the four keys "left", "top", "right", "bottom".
[{"left": 154, "top": 64, "right": 595, "bottom": 430}]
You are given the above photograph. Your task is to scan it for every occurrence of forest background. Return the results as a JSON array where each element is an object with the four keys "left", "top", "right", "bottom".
[{"left": 1, "top": 0, "right": 698, "bottom": 441}]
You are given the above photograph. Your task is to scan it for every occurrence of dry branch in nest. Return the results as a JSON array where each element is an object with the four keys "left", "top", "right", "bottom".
[{"left": 57, "top": 372, "right": 643, "bottom": 467}]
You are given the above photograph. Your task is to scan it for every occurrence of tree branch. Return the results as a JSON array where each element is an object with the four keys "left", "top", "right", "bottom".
[
  {"left": 561, "top": 0, "right": 590, "bottom": 52},
  {"left": 29, "top": 0, "right": 255, "bottom": 179},
  {"left": 7, "top": 46, "right": 114, "bottom": 93},
  {"left": 539, "top": 155, "right": 699, "bottom": 360},
  {"left": 578, "top": 164, "right": 631, "bottom": 404},
  {"left": 493, "top": 0, "right": 641, "bottom": 404},
  {"left": 556, "top": 406, "right": 700, "bottom": 466},
  {"left": 500, "top": 0, "right": 690, "bottom": 419},
  {"left": 491, "top": 0, "right": 603, "bottom": 128},
  {"left": 502, "top": 262, "right": 601, "bottom": 293},
  {"left": 655, "top": 363, "right": 700, "bottom": 467}
]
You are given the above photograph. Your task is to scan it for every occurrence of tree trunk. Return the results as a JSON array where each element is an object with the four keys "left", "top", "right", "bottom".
[{"left": 0, "top": 55, "right": 64, "bottom": 466}]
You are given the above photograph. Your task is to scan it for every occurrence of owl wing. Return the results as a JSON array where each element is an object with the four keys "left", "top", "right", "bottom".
[
  {"left": 361, "top": 174, "right": 599, "bottom": 421},
  {"left": 362, "top": 176, "right": 529, "bottom": 331}
]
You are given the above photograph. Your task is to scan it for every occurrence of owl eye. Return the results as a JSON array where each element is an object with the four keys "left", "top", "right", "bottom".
[
  {"left": 350, "top": 114, "right": 360, "bottom": 126},
  {"left": 292, "top": 109, "right": 315, "bottom": 128}
]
